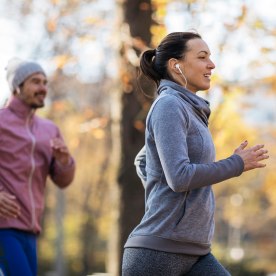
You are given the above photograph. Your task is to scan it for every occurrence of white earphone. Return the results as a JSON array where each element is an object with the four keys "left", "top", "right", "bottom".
[{"left": 175, "top": 64, "right": 187, "bottom": 88}]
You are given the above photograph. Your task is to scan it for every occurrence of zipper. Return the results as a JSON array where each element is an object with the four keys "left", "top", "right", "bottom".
[
  {"left": 26, "top": 111, "right": 36, "bottom": 231},
  {"left": 176, "top": 191, "right": 189, "bottom": 226}
]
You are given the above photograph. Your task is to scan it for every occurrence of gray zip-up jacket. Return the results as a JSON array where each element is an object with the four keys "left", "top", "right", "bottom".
[{"left": 124, "top": 79, "right": 244, "bottom": 255}]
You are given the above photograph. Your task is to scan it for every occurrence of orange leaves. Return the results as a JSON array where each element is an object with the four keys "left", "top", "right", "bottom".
[
  {"left": 120, "top": 70, "right": 134, "bottom": 93},
  {"left": 139, "top": 2, "right": 151, "bottom": 11},
  {"left": 84, "top": 16, "right": 104, "bottom": 26},
  {"left": 46, "top": 17, "right": 57, "bottom": 33},
  {"left": 79, "top": 117, "right": 108, "bottom": 136},
  {"left": 237, "top": 4, "right": 247, "bottom": 26},
  {"left": 262, "top": 75, "right": 276, "bottom": 93},
  {"left": 52, "top": 100, "right": 67, "bottom": 112},
  {"left": 53, "top": 55, "right": 73, "bottom": 69},
  {"left": 50, "top": 0, "right": 60, "bottom": 4}
]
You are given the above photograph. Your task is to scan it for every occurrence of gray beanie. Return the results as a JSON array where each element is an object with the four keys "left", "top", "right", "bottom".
[{"left": 6, "top": 58, "right": 46, "bottom": 92}]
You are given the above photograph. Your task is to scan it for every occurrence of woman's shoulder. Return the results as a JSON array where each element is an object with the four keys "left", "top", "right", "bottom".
[
  {"left": 154, "top": 89, "right": 189, "bottom": 111},
  {"left": 148, "top": 91, "right": 190, "bottom": 124}
]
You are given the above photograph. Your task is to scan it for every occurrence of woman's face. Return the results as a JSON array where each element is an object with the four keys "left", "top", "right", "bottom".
[{"left": 179, "top": 38, "right": 215, "bottom": 93}]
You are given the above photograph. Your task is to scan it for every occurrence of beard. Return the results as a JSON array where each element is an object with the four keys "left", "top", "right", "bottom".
[
  {"left": 30, "top": 102, "right": 44, "bottom": 108},
  {"left": 30, "top": 92, "right": 45, "bottom": 108}
]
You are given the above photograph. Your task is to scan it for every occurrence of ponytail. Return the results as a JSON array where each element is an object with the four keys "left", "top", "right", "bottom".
[{"left": 140, "top": 49, "right": 162, "bottom": 87}]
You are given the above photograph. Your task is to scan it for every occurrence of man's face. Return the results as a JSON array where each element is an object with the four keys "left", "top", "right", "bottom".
[{"left": 17, "top": 73, "right": 48, "bottom": 108}]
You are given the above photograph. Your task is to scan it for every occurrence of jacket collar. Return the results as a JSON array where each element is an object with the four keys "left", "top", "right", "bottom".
[
  {"left": 158, "top": 79, "right": 211, "bottom": 126},
  {"left": 8, "top": 96, "right": 36, "bottom": 119}
]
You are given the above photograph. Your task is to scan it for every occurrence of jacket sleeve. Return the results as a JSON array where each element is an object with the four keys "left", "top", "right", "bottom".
[
  {"left": 50, "top": 158, "right": 76, "bottom": 188},
  {"left": 149, "top": 96, "right": 244, "bottom": 193},
  {"left": 134, "top": 146, "right": 147, "bottom": 188},
  {"left": 49, "top": 130, "right": 76, "bottom": 189}
]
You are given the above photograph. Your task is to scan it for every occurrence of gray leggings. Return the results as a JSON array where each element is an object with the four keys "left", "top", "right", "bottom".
[{"left": 122, "top": 248, "right": 231, "bottom": 276}]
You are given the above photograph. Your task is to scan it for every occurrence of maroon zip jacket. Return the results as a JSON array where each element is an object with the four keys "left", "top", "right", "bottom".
[{"left": 0, "top": 96, "right": 75, "bottom": 234}]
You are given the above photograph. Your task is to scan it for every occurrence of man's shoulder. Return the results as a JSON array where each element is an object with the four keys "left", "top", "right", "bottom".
[
  {"left": 0, "top": 105, "right": 8, "bottom": 112},
  {"left": 35, "top": 115, "right": 59, "bottom": 130},
  {"left": 0, "top": 106, "right": 10, "bottom": 122}
]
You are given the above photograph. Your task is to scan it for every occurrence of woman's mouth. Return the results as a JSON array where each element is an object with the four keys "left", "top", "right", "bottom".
[{"left": 204, "top": 73, "right": 211, "bottom": 80}]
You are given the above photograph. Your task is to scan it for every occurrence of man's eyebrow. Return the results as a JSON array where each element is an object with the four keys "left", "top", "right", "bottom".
[
  {"left": 197, "top": 50, "right": 210, "bottom": 55},
  {"left": 31, "top": 77, "right": 47, "bottom": 82}
]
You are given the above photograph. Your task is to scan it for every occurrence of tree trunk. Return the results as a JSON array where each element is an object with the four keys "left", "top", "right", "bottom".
[{"left": 114, "top": 0, "right": 154, "bottom": 275}]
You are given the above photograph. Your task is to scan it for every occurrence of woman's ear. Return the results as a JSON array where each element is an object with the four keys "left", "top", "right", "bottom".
[{"left": 168, "top": 58, "right": 181, "bottom": 74}]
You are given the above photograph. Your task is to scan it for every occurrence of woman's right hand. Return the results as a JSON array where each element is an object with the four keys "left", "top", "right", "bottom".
[
  {"left": 0, "top": 190, "right": 21, "bottom": 218},
  {"left": 234, "top": 140, "right": 269, "bottom": 172}
]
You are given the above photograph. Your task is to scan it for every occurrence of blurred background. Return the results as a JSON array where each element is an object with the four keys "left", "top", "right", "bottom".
[{"left": 0, "top": 0, "right": 276, "bottom": 275}]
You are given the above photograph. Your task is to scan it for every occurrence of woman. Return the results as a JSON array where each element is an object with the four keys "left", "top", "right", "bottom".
[{"left": 122, "top": 32, "right": 269, "bottom": 275}]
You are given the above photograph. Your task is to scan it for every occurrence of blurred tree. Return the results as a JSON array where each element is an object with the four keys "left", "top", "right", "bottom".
[{"left": 112, "top": 0, "right": 155, "bottom": 275}]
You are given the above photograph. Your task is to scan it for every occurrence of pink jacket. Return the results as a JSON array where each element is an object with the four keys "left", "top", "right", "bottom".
[{"left": 0, "top": 97, "right": 75, "bottom": 234}]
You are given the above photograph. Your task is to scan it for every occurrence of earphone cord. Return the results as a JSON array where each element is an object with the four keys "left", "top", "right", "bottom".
[{"left": 179, "top": 71, "right": 187, "bottom": 89}]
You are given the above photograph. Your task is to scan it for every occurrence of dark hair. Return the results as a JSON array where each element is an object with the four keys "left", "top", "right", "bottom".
[{"left": 140, "top": 32, "right": 201, "bottom": 87}]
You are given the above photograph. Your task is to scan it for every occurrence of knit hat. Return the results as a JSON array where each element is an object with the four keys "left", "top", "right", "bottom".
[{"left": 5, "top": 58, "right": 46, "bottom": 92}]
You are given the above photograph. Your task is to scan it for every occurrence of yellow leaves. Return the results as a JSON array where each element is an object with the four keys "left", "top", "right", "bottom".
[
  {"left": 253, "top": 19, "right": 264, "bottom": 29},
  {"left": 153, "top": 0, "right": 169, "bottom": 5},
  {"left": 92, "top": 129, "right": 106, "bottom": 139},
  {"left": 154, "top": 5, "right": 166, "bottom": 19},
  {"left": 53, "top": 55, "right": 73, "bottom": 69},
  {"left": 150, "top": 25, "right": 167, "bottom": 47},
  {"left": 185, "top": 0, "right": 198, "bottom": 3},
  {"left": 263, "top": 172, "right": 276, "bottom": 206},
  {"left": 151, "top": 0, "right": 169, "bottom": 47},
  {"left": 84, "top": 16, "right": 104, "bottom": 26},
  {"left": 81, "top": 35, "right": 97, "bottom": 43},
  {"left": 209, "top": 73, "right": 222, "bottom": 86},
  {"left": 38, "top": 239, "right": 55, "bottom": 260},
  {"left": 70, "top": 137, "right": 80, "bottom": 150},
  {"left": 210, "top": 86, "right": 258, "bottom": 160},
  {"left": 261, "top": 47, "right": 273, "bottom": 54}
]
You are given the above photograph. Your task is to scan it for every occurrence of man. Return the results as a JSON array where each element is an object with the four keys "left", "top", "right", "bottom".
[{"left": 0, "top": 58, "right": 76, "bottom": 276}]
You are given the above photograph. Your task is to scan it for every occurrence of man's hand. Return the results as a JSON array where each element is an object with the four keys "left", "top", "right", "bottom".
[
  {"left": 0, "top": 191, "right": 21, "bottom": 218},
  {"left": 50, "top": 137, "right": 71, "bottom": 166},
  {"left": 234, "top": 140, "right": 269, "bottom": 172}
]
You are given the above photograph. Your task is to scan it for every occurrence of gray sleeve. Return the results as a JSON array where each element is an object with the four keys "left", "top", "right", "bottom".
[
  {"left": 134, "top": 146, "right": 147, "bottom": 188},
  {"left": 149, "top": 96, "right": 244, "bottom": 192}
]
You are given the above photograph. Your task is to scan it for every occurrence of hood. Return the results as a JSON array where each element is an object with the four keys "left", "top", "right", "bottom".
[{"left": 157, "top": 79, "right": 211, "bottom": 126}]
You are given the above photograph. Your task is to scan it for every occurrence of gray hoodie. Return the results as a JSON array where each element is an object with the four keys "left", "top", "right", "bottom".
[{"left": 124, "top": 79, "right": 244, "bottom": 256}]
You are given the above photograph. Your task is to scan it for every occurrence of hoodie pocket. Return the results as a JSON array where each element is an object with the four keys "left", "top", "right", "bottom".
[
  {"left": 175, "top": 191, "right": 189, "bottom": 226},
  {"left": 173, "top": 188, "right": 215, "bottom": 244}
]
